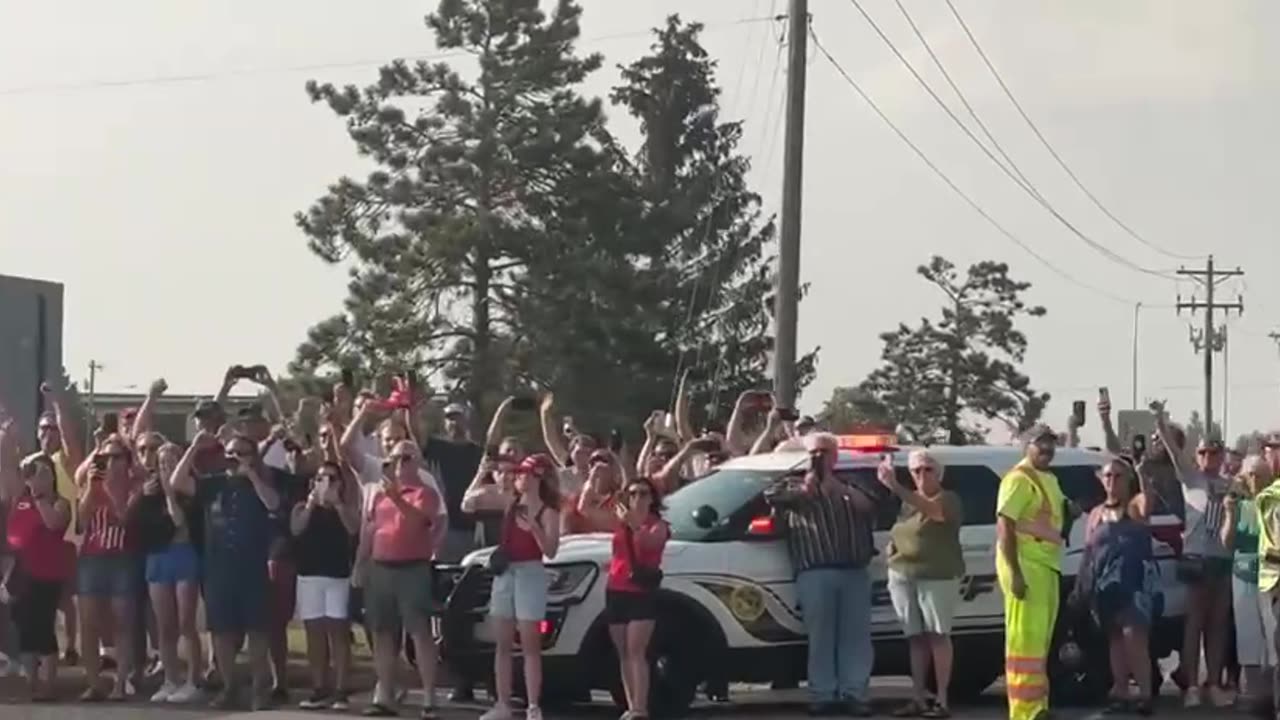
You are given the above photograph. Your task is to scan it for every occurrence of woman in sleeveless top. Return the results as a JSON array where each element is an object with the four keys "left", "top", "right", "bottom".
[
  {"left": 1072, "top": 458, "right": 1157, "bottom": 715},
  {"left": 580, "top": 476, "right": 669, "bottom": 720},
  {"left": 4, "top": 453, "right": 72, "bottom": 700},
  {"left": 462, "top": 453, "right": 562, "bottom": 720}
]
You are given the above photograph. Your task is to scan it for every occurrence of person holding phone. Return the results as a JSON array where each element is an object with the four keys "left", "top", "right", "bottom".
[
  {"left": 76, "top": 434, "right": 143, "bottom": 701},
  {"left": 462, "top": 454, "right": 562, "bottom": 720},
  {"left": 763, "top": 433, "right": 880, "bottom": 717},
  {"left": 880, "top": 451, "right": 964, "bottom": 718},
  {"left": 4, "top": 453, "right": 72, "bottom": 701},
  {"left": 168, "top": 432, "right": 280, "bottom": 710}
]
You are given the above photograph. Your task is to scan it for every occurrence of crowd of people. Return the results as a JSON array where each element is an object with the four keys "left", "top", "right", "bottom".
[{"left": 3, "top": 365, "right": 1280, "bottom": 720}]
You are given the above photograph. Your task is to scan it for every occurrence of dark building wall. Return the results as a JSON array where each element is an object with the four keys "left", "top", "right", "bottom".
[{"left": 0, "top": 274, "right": 64, "bottom": 445}]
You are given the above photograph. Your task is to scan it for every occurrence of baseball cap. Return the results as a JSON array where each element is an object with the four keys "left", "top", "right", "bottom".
[
  {"left": 443, "top": 403, "right": 468, "bottom": 418},
  {"left": 1197, "top": 437, "right": 1225, "bottom": 452},
  {"left": 236, "top": 403, "right": 266, "bottom": 422},
  {"left": 192, "top": 400, "right": 225, "bottom": 420},
  {"left": 517, "top": 453, "right": 557, "bottom": 477},
  {"left": 1025, "top": 424, "right": 1058, "bottom": 444}
]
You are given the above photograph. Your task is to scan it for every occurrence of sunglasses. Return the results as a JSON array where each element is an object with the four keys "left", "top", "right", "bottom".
[
  {"left": 316, "top": 474, "right": 340, "bottom": 483},
  {"left": 909, "top": 466, "right": 935, "bottom": 476},
  {"left": 1101, "top": 471, "right": 1123, "bottom": 479},
  {"left": 381, "top": 454, "right": 415, "bottom": 468},
  {"left": 1197, "top": 448, "right": 1222, "bottom": 456},
  {"left": 225, "top": 450, "right": 254, "bottom": 460},
  {"left": 37, "top": 424, "right": 57, "bottom": 434}
]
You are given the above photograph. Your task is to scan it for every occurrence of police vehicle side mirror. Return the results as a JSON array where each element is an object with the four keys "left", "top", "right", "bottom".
[{"left": 692, "top": 504, "right": 719, "bottom": 529}]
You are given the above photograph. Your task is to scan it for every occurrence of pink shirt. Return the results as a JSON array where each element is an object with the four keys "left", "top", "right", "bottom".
[{"left": 369, "top": 484, "right": 439, "bottom": 563}]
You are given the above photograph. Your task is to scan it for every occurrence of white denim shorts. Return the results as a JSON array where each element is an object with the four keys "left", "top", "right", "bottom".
[
  {"left": 489, "top": 561, "right": 548, "bottom": 623},
  {"left": 887, "top": 569, "right": 960, "bottom": 636}
]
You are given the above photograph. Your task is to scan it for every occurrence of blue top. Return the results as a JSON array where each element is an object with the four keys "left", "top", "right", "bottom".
[{"left": 196, "top": 473, "right": 279, "bottom": 570}]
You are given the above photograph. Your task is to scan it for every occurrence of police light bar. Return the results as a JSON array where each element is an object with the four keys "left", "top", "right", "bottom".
[{"left": 835, "top": 434, "right": 898, "bottom": 452}]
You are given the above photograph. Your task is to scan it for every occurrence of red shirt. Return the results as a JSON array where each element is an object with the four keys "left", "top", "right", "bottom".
[
  {"left": 8, "top": 495, "right": 73, "bottom": 581},
  {"left": 500, "top": 506, "right": 547, "bottom": 563},
  {"left": 607, "top": 516, "right": 669, "bottom": 593},
  {"left": 369, "top": 484, "right": 439, "bottom": 563}
]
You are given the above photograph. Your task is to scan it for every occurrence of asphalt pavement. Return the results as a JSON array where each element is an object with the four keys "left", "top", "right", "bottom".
[{"left": 0, "top": 681, "right": 1246, "bottom": 720}]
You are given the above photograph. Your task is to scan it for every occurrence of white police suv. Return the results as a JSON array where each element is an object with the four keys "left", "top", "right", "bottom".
[{"left": 438, "top": 436, "right": 1186, "bottom": 717}]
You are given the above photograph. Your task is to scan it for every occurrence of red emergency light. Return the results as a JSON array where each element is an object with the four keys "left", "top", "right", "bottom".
[{"left": 835, "top": 434, "right": 898, "bottom": 453}]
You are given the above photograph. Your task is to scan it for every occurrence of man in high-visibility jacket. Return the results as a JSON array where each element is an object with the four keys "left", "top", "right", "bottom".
[
  {"left": 1256, "top": 433, "right": 1280, "bottom": 698},
  {"left": 996, "top": 425, "right": 1066, "bottom": 720}
]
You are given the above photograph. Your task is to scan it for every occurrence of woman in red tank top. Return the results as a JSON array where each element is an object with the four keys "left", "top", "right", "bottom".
[
  {"left": 4, "top": 453, "right": 72, "bottom": 700},
  {"left": 461, "top": 453, "right": 562, "bottom": 720},
  {"left": 581, "top": 476, "right": 670, "bottom": 720}
]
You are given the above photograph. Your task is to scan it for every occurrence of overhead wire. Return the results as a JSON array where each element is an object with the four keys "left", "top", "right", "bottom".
[
  {"left": 889, "top": 0, "right": 1039, "bottom": 201},
  {"left": 0, "top": 15, "right": 779, "bottom": 97},
  {"left": 846, "top": 0, "right": 1176, "bottom": 281},
  {"left": 942, "top": 0, "right": 1204, "bottom": 262},
  {"left": 808, "top": 25, "right": 1152, "bottom": 307}
]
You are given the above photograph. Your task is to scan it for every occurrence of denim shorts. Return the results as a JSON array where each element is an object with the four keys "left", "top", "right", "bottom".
[
  {"left": 887, "top": 569, "right": 960, "bottom": 636},
  {"left": 489, "top": 561, "right": 547, "bottom": 622},
  {"left": 145, "top": 544, "right": 200, "bottom": 585},
  {"left": 78, "top": 553, "right": 141, "bottom": 598}
]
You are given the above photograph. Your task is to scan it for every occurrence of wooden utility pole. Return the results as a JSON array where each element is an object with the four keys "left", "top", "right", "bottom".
[
  {"left": 1175, "top": 255, "right": 1242, "bottom": 435},
  {"left": 772, "top": 0, "right": 808, "bottom": 409}
]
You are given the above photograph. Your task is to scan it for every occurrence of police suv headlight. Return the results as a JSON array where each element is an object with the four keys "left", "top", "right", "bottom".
[{"left": 545, "top": 562, "right": 597, "bottom": 601}]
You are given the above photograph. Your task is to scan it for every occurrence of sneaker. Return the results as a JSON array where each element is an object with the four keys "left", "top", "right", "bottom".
[
  {"left": 480, "top": 703, "right": 514, "bottom": 720},
  {"left": 525, "top": 706, "right": 543, "bottom": 720},
  {"left": 1211, "top": 685, "right": 1236, "bottom": 708},
  {"left": 1185, "top": 686, "right": 1202, "bottom": 708},
  {"left": 300, "top": 690, "right": 331, "bottom": 710},
  {"left": 167, "top": 683, "right": 202, "bottom": 704},
  {"left": 330, "top": 692, "right": 351, "bottom": 711},
  {"left": 63, "top": 648, "right": 80, "bottom": 666},
  {"left": 151, "top": 682, "right": 178, "bottom": 703},
  {"left": 209, "top": 690, "right": 237, "bottom": 710}
]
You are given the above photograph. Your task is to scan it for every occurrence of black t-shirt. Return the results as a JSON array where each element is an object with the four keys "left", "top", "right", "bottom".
[
  {"left": 294, "top": 505, "right": 354, "bottom": 578},
  {"left": 267, "top": 468, "right": 310, "bottom": 561},
  {"left": 134, "top": 490, "right": 177, "bottom": 554},
  {"left": 422, "top": 437, "right": 483, "bottom": 530}
]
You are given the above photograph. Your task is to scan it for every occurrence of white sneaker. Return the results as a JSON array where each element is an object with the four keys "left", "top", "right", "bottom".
[
  {"left": 480, "top": 703, "right": 514, "bottom": 720},
  {"left": 167, "top": 682, "right": 202, "bottom": 703},
  {"left": 151, "top": 681, "right": 178, "bottom": 703},
  {"left": 526, "top": 706, "right": 543, "bottom": 720}
]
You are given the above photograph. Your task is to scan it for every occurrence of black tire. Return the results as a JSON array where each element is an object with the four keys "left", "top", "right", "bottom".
[
  {"left": 607, "top": 605, "right": 707, "bottom": 719},
  {"left": 1048, "top": 627, "right": 1110, "bottom": 706}
]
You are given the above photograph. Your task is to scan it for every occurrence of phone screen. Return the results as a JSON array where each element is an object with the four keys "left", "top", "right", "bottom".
[{"left": 101, "top": 413, "right": 119, "bottom": 435}]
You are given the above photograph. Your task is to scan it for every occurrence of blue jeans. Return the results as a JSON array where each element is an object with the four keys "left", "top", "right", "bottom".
[{"left": 796, "top": 566, "right": 873, "bottom": 702}]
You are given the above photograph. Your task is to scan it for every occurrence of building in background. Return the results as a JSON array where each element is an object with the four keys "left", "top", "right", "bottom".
[{"left": 0, "top": 273, "right": 64, "bottom": 444}]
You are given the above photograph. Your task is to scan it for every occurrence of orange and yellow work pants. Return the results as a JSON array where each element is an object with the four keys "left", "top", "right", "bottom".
[{"left": 997, "top": 557, "right": 1059, "bottom": 720}]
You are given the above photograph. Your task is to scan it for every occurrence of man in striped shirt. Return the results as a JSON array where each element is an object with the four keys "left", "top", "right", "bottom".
[{"left": 765, "top": 432, "right": 879, "bottom": 717}]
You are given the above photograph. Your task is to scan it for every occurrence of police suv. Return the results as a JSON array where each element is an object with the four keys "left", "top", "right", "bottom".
[{"left": 439, "top": 437, "right": 1186, "bottom": 716}]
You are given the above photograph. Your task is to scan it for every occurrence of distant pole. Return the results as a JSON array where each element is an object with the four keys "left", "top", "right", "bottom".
[
  {"left": 87, "top": 360, "right": 103, "bottom": 448},
  {"left": 1176, "top": 255, "right": 1242, "bottom": 435},
  {"left": 1131, "top": 302, "right": 1141, "bottom": 409},
  {"left": 772, "top": 0, "right": 809, "bottom": 409}
]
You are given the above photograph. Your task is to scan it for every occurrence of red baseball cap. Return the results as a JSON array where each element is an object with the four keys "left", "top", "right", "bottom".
[{"left": 517, "top": 454, "right": 557, "bottom": 477}]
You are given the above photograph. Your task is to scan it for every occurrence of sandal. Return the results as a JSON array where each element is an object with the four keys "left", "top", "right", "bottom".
[
  {"left": 79, "top": 686, "right": 107, "bottom": 703},
  {"left": 892, "top": 700, "right": 927, "bottom": 717},
  {"left": 921, "top": 700, "right": 951, "bottom": 719},
  {"left": 418, "top": 707, "right": 439, "bottom": 720}
]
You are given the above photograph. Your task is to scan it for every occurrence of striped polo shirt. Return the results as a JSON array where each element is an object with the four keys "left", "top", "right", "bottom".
[{"left": 767, "top": 482, "right": 876, "bottom": 573}]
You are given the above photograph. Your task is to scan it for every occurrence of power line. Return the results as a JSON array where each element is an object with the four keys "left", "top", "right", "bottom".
[
  {"left": 889, "top": 0, "right": 1038, "bottom": 200},
  {"left": 808, "top": 26, "right": 1150, "bottom": 307},
  {"left": 846, "top": 0, "right": 1176, "bottom": 281},
  {"left": 942, "top": 0, "right": 1204, "bottom": 262},
  {"left": 0, "top": 16, "right": 779, "bottom": 98}
]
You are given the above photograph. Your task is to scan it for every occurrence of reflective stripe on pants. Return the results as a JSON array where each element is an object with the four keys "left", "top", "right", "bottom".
[{"left": 998, "top": 558, "right": 1058, "bottom": 720}]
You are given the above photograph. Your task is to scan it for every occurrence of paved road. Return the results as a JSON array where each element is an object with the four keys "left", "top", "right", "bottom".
[{"left": 0, "top": 683, "right": 1241, "bottom": 720}]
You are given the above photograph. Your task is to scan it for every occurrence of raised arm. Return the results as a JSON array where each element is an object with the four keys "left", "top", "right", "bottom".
[
  {"left": 724, "top": 392, "right": 757, "bottom": 457},
  {"left": 1149, "top": 401, "right": 1190, "bottom": 480},
  {"left": 485, "top": 396, "right": 515, "bottom": 451},
  {"left": 42, "top": 382, "right": 84, "bottom": 470},
  {"left": 539, "top": 394, "right": 570, "bottom": 467},
  {"left": 674, "top": 371, "right": 693, "bottom": 444},
  {"left": 130, "top": 378, "right": 168, "bottom": 440},
  {"left": 214, "top": 366, "right": 238, "bottom": 405},
  {"left": 1098, "top": 398, "right": 1123, "bottom": 455},
  {"left": 169, "top": 433, "right": 212, "bottom": 497}
]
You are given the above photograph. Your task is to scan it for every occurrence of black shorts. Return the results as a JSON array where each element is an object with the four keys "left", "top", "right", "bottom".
[{"left": 605, "top": 589, "right": 658, "bottom": 625}]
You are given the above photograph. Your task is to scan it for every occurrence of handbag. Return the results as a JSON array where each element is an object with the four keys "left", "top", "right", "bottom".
[
  {"left": 1176, "top": 554, "right": 1207, "bottom": 584},
  {"left": 625, "top": 524, "right": 664, "bottom": 590}
]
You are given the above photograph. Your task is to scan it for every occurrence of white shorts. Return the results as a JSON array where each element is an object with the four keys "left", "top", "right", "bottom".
[{"left": 296, "top": 575, "right": 351, "bottom": 621}]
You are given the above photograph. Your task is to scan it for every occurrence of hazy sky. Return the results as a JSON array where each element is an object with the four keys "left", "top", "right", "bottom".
[{"left": 2, "top": 0, "right": 1278, "bottom": 444}]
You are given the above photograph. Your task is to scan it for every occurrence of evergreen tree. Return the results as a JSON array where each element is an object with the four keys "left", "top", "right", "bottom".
[
  {"left": 861, "top": 256, "right": 1048, "bottom": 444},
  {"left": 292, "top": 0, "right": 610, "bottom": 427}
]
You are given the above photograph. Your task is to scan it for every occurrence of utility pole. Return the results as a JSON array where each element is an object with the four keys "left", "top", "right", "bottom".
[
  {"left": 772, "top": 0, "right": 809, "bottom": 410},
  {"left": 1176, "top": 255, "right": 1242, "bottom": 435},
  {"left": 87, "top": 360, "right": 103, "bottom": 443}
]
